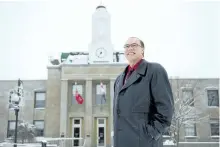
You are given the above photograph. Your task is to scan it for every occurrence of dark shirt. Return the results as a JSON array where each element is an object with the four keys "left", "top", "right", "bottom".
[{"left": 123, "top": 59, "right": 143, "bottom": 84}]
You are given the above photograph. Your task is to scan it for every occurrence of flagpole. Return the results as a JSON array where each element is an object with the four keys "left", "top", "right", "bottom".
[
  {"left": 74, "top": 81, "right": 84, "bottom": 105},
  {"left": 75, "top": 81, "right": 78, "bottom": 93},
  {"left": 99, "top": 74, "right": 102, "bottom": 84}
]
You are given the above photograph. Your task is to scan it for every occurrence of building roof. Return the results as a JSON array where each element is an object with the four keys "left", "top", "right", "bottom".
[
  {"left": 96, "top": 5, "right": 106, "bottom": 9},
  {"left": 61, "top": 52, "right": 70, "bottom": 62}
]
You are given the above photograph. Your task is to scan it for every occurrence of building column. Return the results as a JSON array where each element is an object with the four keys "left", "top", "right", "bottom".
[
  {"left": 60, "top": 79, "right": 68, "bottom": 137},
  {"left": 85, "top": 78, "right": 93, "bottom": 147},
  {"left": 110, "top": 78, "right": 115, "bottom": 146}
]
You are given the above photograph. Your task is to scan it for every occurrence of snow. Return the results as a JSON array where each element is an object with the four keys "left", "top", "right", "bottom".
[
  {"left": 18, "top": 121, "right": 36, "bottom": 130},
  {"left": 65, "top": 55, "right": 88, "bottom": 64},
  {"left": 9, "top": 84, "right": 24, "bottom": 109},
  {"left": 163, "top": 140, "right": 175, "bottom": 145},
  {"left": 179, "top": 142, "right": 219, "bottom": 144},
  {"left": 48, "top": 51, "right": 127, "bottom": 66},
  {"left": 111, "top": 131, "right": 114, "bottom": 137}
]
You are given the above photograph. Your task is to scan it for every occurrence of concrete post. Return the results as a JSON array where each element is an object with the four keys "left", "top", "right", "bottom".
[
  {"left": 84, "top": 79, "right": 93, "bottom": 147},
  {"left": 60, "top": 79, "right": 68, "bottom": 136}
]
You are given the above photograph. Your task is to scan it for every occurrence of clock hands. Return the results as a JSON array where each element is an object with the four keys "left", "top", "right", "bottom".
[
  {"left": 98, "top": 51, "right": 103, "bottom": 58},
  {"left": 96, "top": 47, "right": 106, "bottom": 58}
]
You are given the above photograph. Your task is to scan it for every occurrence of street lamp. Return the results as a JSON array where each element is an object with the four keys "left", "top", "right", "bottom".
[{"left": 9, "top": 79, "right": 23, "bottom": 147}]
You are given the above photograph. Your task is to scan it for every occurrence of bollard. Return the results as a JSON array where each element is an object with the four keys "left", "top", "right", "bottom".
[{"left": 41, "top": 140, "right": 47, "bottom": 147}]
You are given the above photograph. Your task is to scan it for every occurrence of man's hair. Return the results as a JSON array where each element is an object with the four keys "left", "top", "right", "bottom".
[
  {"left": 139, "top": 39, "right": 145, "bottom": 49},
  {"left": 130, "top": 37, "right": 145, "bottom": 49}
]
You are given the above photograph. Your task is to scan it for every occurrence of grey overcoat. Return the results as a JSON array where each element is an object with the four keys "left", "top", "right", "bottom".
[{"left": 113, "top": 59, "right": 174, "bottom": 147}]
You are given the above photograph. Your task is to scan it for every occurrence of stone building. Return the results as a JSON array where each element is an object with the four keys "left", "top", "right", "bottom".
[
  {"left": 0, "top": 74, "right": 219, "bottom": 147},
  {"left": 0, "top": 4, "right": 219, "bottom": 147},
  {"left": 0, "top": 80, "right": 47, "bottom": 141}
]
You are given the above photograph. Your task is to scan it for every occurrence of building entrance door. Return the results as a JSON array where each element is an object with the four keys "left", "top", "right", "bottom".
[
  {"left": 72, "top": 118, "right": 82, "bottom": 147},
  {"left": 97, "top": 118, "right": 106, "bottom": 147}
]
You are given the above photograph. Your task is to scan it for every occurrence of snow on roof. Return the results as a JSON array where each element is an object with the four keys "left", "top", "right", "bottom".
[
  {"left": 65, "top": 54, "right": 88, "bottom": 64},
  {"left": 48, "top": 51, "right": 127, "bottom": 66}
]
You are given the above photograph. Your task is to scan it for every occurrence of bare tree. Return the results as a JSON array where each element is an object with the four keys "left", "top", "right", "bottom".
[
  {"left": 8, "top": 121, "right": 37, "bottom": 143},
  {"left": 166, "top": 78, "right": 208, "bottom": 147},
  {"left": 18, "top": 121, "right": 37, "bottom": 143}
]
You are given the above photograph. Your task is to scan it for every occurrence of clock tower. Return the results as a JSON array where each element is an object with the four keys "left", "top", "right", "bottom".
[{"left": 88, "top": 5, "right": 114, "bottom": 64}]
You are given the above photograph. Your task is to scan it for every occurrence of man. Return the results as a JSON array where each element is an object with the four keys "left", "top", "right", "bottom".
[{"left": 113, "top": 37, "right": 174, "bottom": 147}]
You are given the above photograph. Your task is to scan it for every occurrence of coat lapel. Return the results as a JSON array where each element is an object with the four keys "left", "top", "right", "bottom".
[
  {"left": 120, "top": 71, "right": 140, "bottom": 92},
  {"left": 119, "top": 59, "right": 149, "bottom": 93},
  {"left": 118, "top": 73, "right": 125, "bottom": 92}
]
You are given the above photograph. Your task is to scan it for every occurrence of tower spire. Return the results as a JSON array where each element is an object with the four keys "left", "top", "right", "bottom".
[
  {"left": 96, "top": 1, "right": 106, "bottom": 10},
  {"left": 100, "top": 0, "right": 103, "bottom": 5}
]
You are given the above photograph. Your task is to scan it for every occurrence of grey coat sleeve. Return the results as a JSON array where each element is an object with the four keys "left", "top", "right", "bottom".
[{"left": 146, "top": 63, "right": 174, "bottom": 140}]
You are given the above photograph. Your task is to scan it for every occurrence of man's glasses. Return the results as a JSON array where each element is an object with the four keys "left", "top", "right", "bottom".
[{"left": 124, "top": 43, "right": 142, "bottom": 49}]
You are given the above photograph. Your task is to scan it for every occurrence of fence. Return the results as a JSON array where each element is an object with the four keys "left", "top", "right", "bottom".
[
  {"left": 163, "top": 142, "right": 219, "bottom": 147},
  {"left": 0, "top": 137, "right": 86, "bottom": 147},
  {"left": 43, "top": 137, "right": 86, "bottom": 147},
  {"left": 1, "top": 140, "right": 219, "bottom": 147}
]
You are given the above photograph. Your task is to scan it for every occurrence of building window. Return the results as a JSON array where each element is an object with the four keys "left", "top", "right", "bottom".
[
  {"left": 96, "top": 84, "right": 107, "bottom": 105},
  {"left": 184, "top": 124, "right": 196, "bottom": 136},
  {"left": 34, "top": 92, "right": 46, "bottom": 108},
  {"left": 7, "top": 121, "right": 16, "bottom": 138},
  {"left": 182, "top": 89, "right": 194, "bottom": 106},
  {"left": 72, "top": 85, "right": 83, "bottom": 104},
  {"left": 33, "top": 120, "right": 44, "bottom": 136},
  {"left": 72, "top": 118, "right": 82, "bottom": 146},
  {"left": 97, "top": 118, "right": 106, "bottom": 147},
  {"left": 210, "top": 119, "right": 219, "bottom": 136},
  {"left": 207, "top": 90, "right": 219, "bottom": 107}
]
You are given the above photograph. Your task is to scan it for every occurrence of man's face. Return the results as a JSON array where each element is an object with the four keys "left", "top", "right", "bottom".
[{"left": 124, "top": 37, "right": 144, "bottom": 64}]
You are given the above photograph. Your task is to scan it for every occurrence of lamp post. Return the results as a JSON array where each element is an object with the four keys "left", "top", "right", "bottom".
[
  {"left": 9, "top": 79, "right": 23, "bottom": 147},
  {"left": 14, "top": 106, "right": 19, "bottom": 147}
]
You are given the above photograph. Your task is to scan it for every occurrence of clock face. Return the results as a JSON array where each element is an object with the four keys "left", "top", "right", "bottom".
[{"left": 96, "top": 47, "right": 107, "bottom": 58}]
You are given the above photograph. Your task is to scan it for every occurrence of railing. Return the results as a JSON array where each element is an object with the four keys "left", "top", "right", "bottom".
[
  {"left": 0, "top": 138, "right": 86, "bottom": 147},
  {"left": 41, "top": 137, "right": 86, "bottom": 147}
]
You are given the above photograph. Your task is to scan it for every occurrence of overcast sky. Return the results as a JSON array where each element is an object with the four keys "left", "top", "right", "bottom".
[{"left": 0, "top": 0, "right": 219, "bottom": 80}]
